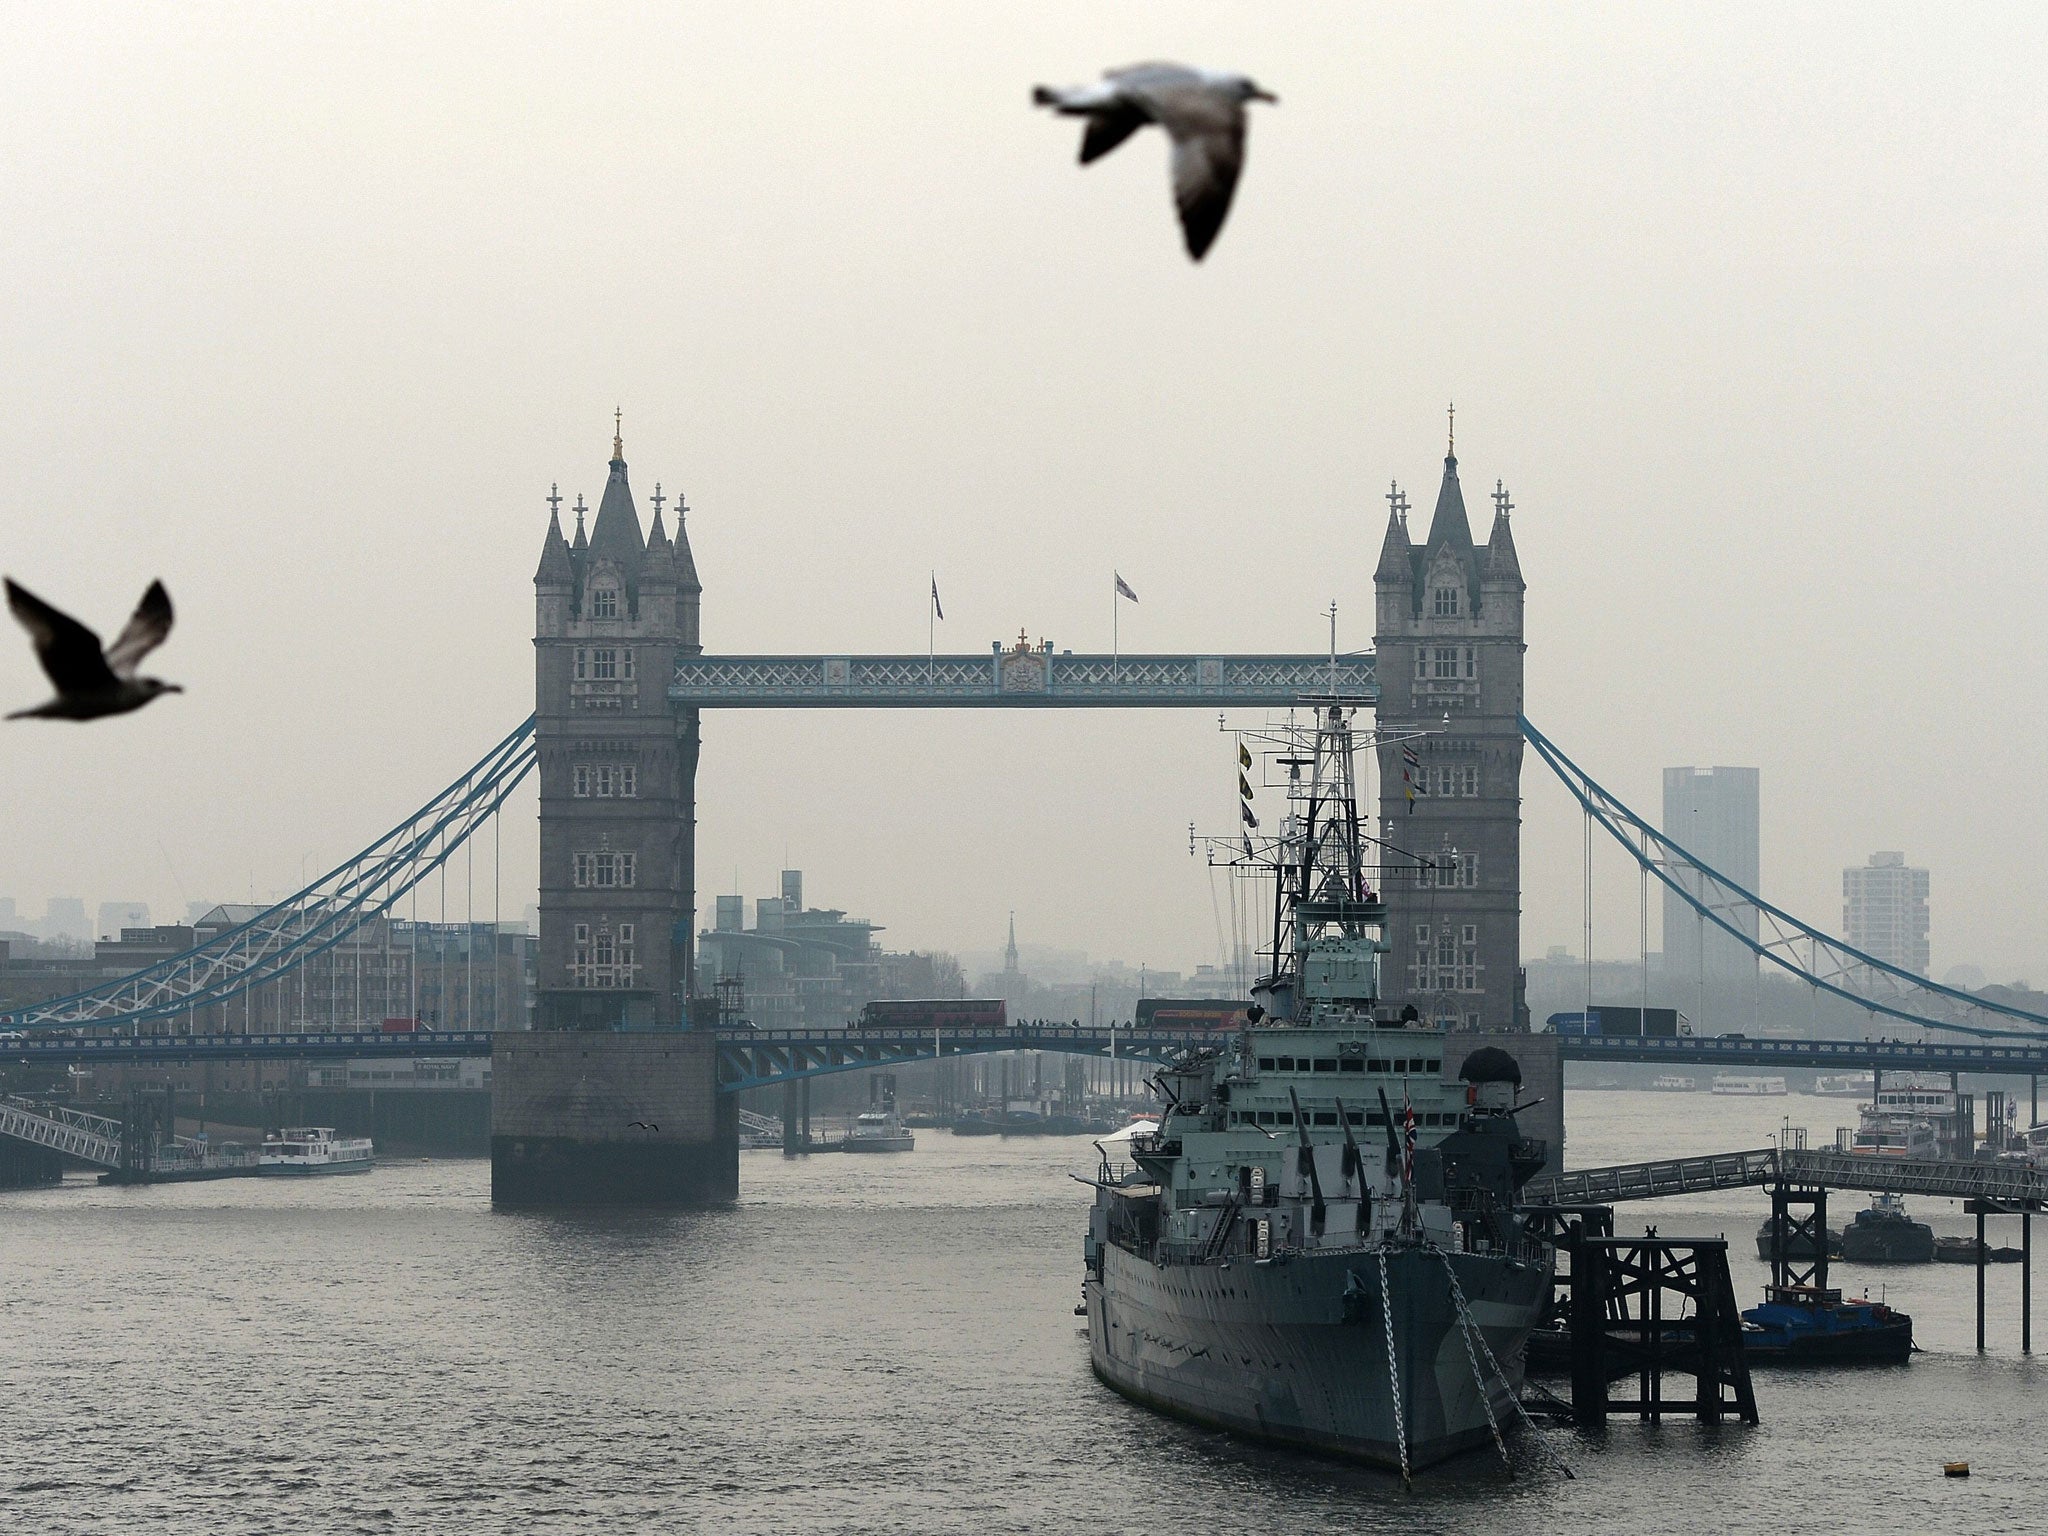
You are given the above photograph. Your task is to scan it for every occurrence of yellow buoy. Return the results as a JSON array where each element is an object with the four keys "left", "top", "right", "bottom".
[{"left": 1944, "top": 1462, "right": 1970, "bottom": 1478}]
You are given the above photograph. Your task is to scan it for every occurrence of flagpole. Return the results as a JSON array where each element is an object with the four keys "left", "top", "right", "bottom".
[
  {"left": 928, "top": 570, "right": 935, "bottom": 682},
  {"left": 1112, "top": 574, "right": 1119, "bottom": 681}
]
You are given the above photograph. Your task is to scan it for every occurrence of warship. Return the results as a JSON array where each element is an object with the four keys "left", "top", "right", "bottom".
[{"left": 1081, "top": 702, "right": 1554, "bottom": 1473}]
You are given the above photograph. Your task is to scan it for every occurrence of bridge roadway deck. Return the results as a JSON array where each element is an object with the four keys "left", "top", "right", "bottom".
[
  {"left": 1527, "top": 1147, "right": 2048, "bottom": 1209},
  {"left": 1557, "top": 1033, "right": 2048, "bottom": 1073},
  {"left": 0, "top": 1024, "right": 1215, "bottom": 1087},
  {"left": 6, "top": 1029, "right": 2048, "bottom": 1080}
]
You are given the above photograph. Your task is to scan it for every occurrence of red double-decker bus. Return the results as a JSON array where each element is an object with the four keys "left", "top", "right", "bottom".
[
  {"left": 1135, "top": 999, "right": 1247, "bottom": 1031},
  {"left": 856, "top": 998, "right": 1008, "bottom": 1032}
]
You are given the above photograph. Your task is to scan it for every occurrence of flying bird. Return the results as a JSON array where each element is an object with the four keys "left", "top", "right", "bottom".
[
  {"left": 1033, "top": 62, "right": 1278, "bottom": 261},
  {"left": 5, "top": 579, "right": 181, "bottom": 722},
  {"left": 628, "top": 1121, "right": 659, "bottom": 1132}
]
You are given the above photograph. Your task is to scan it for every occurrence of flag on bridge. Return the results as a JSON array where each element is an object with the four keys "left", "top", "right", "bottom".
[
  {"left": 931, "top": 576, "right": 943, "bottom": 621},
  {"left": 1114, "top": 572, "right": 1139, "bottom": 603}
]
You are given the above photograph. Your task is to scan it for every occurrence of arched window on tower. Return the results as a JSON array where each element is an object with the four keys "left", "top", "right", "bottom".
[
  {"left": 591, "top": 585, "right": 619, "bottom": 619},
  {"left": 1432, "top": 584, "right": 1461, "bottom": 618}
]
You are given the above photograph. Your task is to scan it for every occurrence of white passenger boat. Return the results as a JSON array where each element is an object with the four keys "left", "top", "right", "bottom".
[
  {"left": 259, "top": 1126, "right": 375, "bottom": 1175},
  {"left": 841, "top": 1107, "right": 915, "bottom": 1153},
  {"left": 1649, "top": 1074, "right": 1697, "bottom": 1092},
  {"left": 1712, "top": 1074, "right": 1788, "bottom": 1097}
]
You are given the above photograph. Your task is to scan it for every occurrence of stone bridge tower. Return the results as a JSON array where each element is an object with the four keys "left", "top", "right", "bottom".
[
  {"left": 531, "top": 420, "right": 702, "bottom": 1030},
  {"left": 1372, "top": 427, "right": 1527, "bottom": 1032}
]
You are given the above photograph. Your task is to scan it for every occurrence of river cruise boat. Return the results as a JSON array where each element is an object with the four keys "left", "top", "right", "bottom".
[
  {"left": 1712, "top": 1074, "right": 1788, "bottom": 1097},
  {"left": 1849, "top": 1114, "right": 1938, "bottom": 1159},
  {"left": 1813, "top": 1073, "right": 1876, "bottom": 1098},
  {"left": 1649, "top": 1074, "right": 1697, "bottom": 1092},
  {"left": 259, "top": 1127, "right": 374, "bottom": 1176}
]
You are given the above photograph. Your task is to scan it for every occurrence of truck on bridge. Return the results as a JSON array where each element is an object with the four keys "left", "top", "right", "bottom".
[{"left": 1546, "top": 1005, "right": 1690, "bottom": 1038}]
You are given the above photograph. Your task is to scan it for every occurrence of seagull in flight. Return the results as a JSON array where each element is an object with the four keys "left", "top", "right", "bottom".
[
  {"left": 628, "top": 1121, "right": 659, "bottom": 1132},
  {"left": 6, "top": 579, "right": 181, "bottom": 722},
  {"left": 1033, "top": 62, "right": 1278, "bottom": 261}
]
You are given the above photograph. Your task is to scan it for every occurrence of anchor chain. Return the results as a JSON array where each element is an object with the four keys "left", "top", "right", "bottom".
[
  {"left": 1435, "top": 1248, "right": 1576, "bottom": 1481},
  {"left": 1376, "top": 1247, "right": 1411, "bottom": 1487}
]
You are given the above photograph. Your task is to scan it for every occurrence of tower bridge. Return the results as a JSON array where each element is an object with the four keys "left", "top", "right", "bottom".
[{"left": 8, "top": 424, "right": 2048, "bottom": 1205}]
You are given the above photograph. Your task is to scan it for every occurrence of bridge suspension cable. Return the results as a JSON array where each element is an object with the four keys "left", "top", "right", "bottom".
[
  {"left": 4, "top": 717, "right": 538, "bottom": 1031},
  {"left": 1522, "top": 716, "right": 2048, "bottom": 1041}
]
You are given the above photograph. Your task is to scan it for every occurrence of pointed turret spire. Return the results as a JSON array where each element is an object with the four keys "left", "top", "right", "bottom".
[
  {"left": 586, "top": 421, "right": 645, "bottom": 567},
  {"left": 535, "top": 483, "right": 572, "bottom": 584},
  {"left": 612, "top": 406, "right": 624, "bottom": 464},
  {"left": 572, "top": 492, "right": 588, "bottom": 549},
  {"left": 1375, "top": 480, "right": 1413, "bottom": 583},
  {"left": 1424, "top": 439, "right": 1474, "bottom": 558},
  {"left": 1484, "top": 479, "right": 1522, "bottom": 583},
  {"left": 647, "top": 480, "right": 672, "bottom": 553},
  {"left": 670, "top": 488, "right": 701, "bottom": 593}
]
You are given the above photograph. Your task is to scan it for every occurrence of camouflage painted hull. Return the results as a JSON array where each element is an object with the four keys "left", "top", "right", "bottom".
[{"left": 1088, "top": 1241, "right": 1550, "bottom": 1471}]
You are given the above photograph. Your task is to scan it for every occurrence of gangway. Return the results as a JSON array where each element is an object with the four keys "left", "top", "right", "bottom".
[
  {"left": 1527, "top": 1146, "right": 2048, "bottom": 1209},
  {"left": 1526, "top": 1149, "right": 1777, "bottom": 1207},
  {"left": 0, "top": 1096, "right": 125, "bottom": 1168}
]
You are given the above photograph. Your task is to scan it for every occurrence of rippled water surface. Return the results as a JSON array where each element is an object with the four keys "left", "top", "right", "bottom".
[{"left": 4, "top": 1090, "right": 2043, "bottom": 1533}]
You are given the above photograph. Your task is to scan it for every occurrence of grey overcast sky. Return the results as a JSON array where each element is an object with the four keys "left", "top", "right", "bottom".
[{"left": 3, "top": 4, "right": 2044, "bottom": 980}]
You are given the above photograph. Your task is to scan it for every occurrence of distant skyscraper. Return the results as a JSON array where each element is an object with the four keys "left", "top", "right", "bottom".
[
  {"left": 1843, "top": 852, "right": 1930, "bottom": 976},
  {"left": 1662, "top": 767, "right": 1760, "bottom": 986}
]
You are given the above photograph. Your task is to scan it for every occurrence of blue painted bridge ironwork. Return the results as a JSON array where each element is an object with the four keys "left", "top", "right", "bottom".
[
  {"left": 668, "top": 652, "right": 1377, "bottom": 708},
  {"left": 710, "top": 1024, "right": 1217, "bottom": 1093},
  {"left": 1555, "top": 1034, "right": 2048, "bottom": 1074},
  {"left": 7, "top": 1028, "right": 2045, "bottom": 1081}
]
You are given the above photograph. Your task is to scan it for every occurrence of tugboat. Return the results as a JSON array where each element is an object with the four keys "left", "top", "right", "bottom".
[
  {"left": 1081, "top": 704, "right": 1554, "bottom": 1472},
  {"left": 1740, "top": 1285, "right": 1914, "bottom": 1363},
  {"left": 1839, "top": 1193, "right": 1935, "bottom": 1263}
]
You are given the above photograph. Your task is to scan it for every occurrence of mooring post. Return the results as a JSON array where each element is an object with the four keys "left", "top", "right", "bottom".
[
  {"left": 1976, "top": 1203, "right": 1988, "bottom": 1353},
  {"left": 2025, "top": 1209, "right": 2034, "bottom": 1355}
]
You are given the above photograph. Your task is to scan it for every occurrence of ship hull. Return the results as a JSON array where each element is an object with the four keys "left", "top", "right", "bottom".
[{"left": 1088, "top": 1241, "right": 1549, "bottom": 1471}]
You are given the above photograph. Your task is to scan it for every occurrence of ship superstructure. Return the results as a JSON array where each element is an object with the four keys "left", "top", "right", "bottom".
[{"left": 1082, "top": 703, "right": 1554, "bottom": 1473}]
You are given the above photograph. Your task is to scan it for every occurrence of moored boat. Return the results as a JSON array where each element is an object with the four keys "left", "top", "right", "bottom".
[
  {"left": 1082, "top": 704, "right": 1555, "bottom": 1473},
  {"left": 259, "top": 1126, "right": 374, "bottom": 1176},
  {"left": 1740, "top": 1284, "right": 1913, "bottom": 1363},
  {"left": 1839, "top": 1193, "right": 1934, "bottom": 1263},
  {"left": 1712, "top": 1074, "right": 1788, "bottom": 1097}
]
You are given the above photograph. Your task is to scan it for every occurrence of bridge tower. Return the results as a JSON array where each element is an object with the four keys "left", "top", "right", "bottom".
[
  {"left": 498, "top": 421, "right": 731, "bottom": 1207},
  {"left": 1372, "top": 427, "right": 1527, "bottom": 1032},
  {"left": 531, "top": 420, "right": 702, "bottom": 1030}
]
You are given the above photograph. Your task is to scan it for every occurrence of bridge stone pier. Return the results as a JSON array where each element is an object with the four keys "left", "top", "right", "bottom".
[{"left": 493, "top": 1032, "right": 736, "bottom": 1205}]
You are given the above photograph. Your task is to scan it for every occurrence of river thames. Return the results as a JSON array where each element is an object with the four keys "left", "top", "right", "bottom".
[{"left": 3, "top": 1089, "right": 2042, "bottom": 1534}]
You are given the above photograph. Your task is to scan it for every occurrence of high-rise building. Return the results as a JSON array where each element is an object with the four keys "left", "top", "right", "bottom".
[
  {"left": 1372, "top": 433, "right": 1525, "bottom": 1031},
  {"left": 1661, "top": 766, "right": 1760, "bottom": 986},
  {"left": 532, "top": 422, "right": 703, "bottom": 1029},
  {"left": 1843, "top": 852, "right": 1930, "bottom": 976}
]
